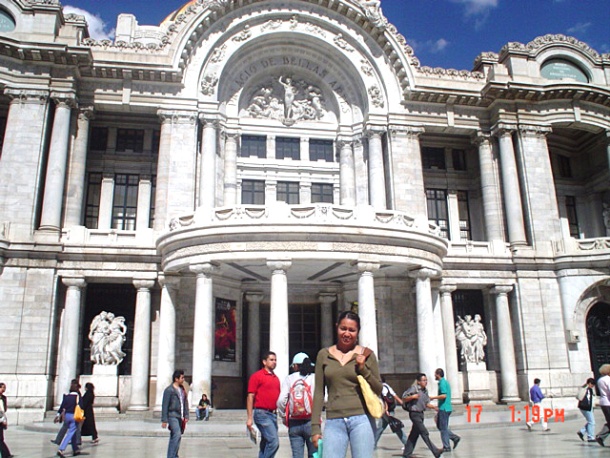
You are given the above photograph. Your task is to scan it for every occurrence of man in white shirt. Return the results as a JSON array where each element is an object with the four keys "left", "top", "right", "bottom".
[{"left": 595, "top": 364, "right": 610, "bottom": 447}]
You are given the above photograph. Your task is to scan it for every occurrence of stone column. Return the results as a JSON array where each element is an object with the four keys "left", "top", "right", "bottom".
[
  {"left": 410, "top": 268, "right": 439, "bottom": 392},
  {"left": 135, "top": 176, "right": 152, "bottom": 231},
  {"left": 154, "top": 274, "right": 181, "bottom": 409},
  {"left": 447, "top": 190, "right": 461, "bottom": 242},
  {"left": 64, "top": 107, "right": 94, "bottom": 227},
  {"left": 474, "top": 132, "right": 504, "bottom": 242},
  {"left": 246, "top": 292, "right": 264, "bottom": 378},
  {"left": 366, "top": 127, "right": 386, "bottom": 209},
  {"left": 39, "top": 95, "right": 75, "bottom": 231},
  {"left": 223, "top": 131, "right": 239, "bottom": 205},
  {"left": 338, "top": 139, "right": 356, "bottom": 206},
  {"left": 98, "top": 173, "right": 114, "bottom": 230},
  {"left": 491, "top": 286, "right": 520, "bottom": 402},
  {"left": 439, "top": 284, "right": 461, "bottom": 402},
  {"left": 129, "top": 278, "right": 155, "bottom": 411},
  {"left": 267, "top": 260, "right": 291, "bottom": 383},
  {"left": 319, "top": 293, "right": 336, "bottom": 348},
  {"left": 55, "top": 277, "right": 86, "bottom": 405},
  {"left": 190, "top": 263, "right": 216, "bottom": 408},
  {"left": 199, "top": 117, "right": 217, "bottom": 211},
  {"left": 0, "top": 89, "right": 49, "bottom": 236},
  {"left": 154, "top": 111, "right": 198, "bottom": 231},
  {"left": 493, "top": 126, "right": 527, "bottom": 246},
  {"left": 356, "top": 262, "right": 380, "bottom": 355},
  {"left": 300, "top": 138, "right": 310, "bottom": 162}
]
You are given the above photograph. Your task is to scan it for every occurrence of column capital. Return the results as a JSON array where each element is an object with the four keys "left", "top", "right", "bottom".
[
  {"left": 518, "top": 124, "right": 552, "bottom": 138},
  {"left": 353, "top": 260, "right": 380, "bottom": 273},
  {"left": 365, "top": 125, "right": 386, "bottom": 138},
  {"left": 389, "top": 125, "right": 424, "bottom": 139},
  {"left": 198, "top": 113, "right": 221, "bottom": 128},
  {"left": 158, "top": 273, "right": 181, "bottom": 289},
  {"left": 336, "top": 138, "right": 354, "bottom": 149},
  {"left": 4, "top": 88, "right": 48, "bottom": 103},
  {"left": 133, "top": 279, "right": 155, "bottom": 290},
  {"left": 439, "top": 283, "right": 457, "bottom": 294},
  {"left": 491, "top": 123, "right": 517, "bottom": 138},
  {"left": 408, "top": 267, "right": 440, "bottom": 280},
  {"left": 318, "top": 293, "right": 337, "bottom": 304},
  {"left": 157, "top": 109, "right": 198, "bottom": 125},
  {"left": 245, "top": 291, "right": 265, "bottom": 303},
  {"left": 77, "top": 106, "right": 95, "bottom": 121},
  {"left": 472, "top": 131, "right": 492, "bottom": 146},
  {"left": 62, "top": 276, "right": 86, "bottom": 288},
  {"left": 491, "top": 285, "right": 513, "bottom": 295},
  {"left": 224, "top": 130, "right": 241, "bottom": 141},
  {"left": 51, "top": 92, "right": 77, "bottom": 108},
  {"left": 267, "top": 260, "right": 292, "bottom": 273},
  {"left": 190, "top": 262, "right": 217, "bottom": 276}
]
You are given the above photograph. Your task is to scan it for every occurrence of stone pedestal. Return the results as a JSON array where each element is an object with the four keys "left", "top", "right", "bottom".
[
  {"left": 82, "top": 365, "right": 120, "bottom": 412},
  {"left": 462, "top": 363, "right": 493, "bottom": 403}
]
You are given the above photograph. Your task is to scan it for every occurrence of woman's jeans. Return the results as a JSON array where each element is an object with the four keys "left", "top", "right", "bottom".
[
  {"left": 580, "top": 409, "right": 595, "bottom": 439},
  {"left": 59, "top": 413, "right": 79, "bottom": 452},
  {"left": 253, "top": 409, "right": 279, "bottom": 458},
  {"left": 288, "top": 420, "right": 314, "bottom": 458},
  {"left": 322, "top": 414, "right": 375, "bottom": 458}
]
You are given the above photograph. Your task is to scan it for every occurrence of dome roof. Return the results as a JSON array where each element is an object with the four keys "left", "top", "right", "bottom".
[{"left": 160, "top": 0, "right": 197, "bottom": 25}]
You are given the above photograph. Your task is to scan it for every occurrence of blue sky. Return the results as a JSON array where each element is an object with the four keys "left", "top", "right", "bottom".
[{"left": 64, "top": 0, "right": 609, "bottom": 70}]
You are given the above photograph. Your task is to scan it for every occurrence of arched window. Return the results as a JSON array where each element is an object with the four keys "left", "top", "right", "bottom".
[
  {"left": 0, "top": 9, "right": 15, "bottom": 32},
  {"left": 541, "top": 58, "right": 588, "bottom": 83}
]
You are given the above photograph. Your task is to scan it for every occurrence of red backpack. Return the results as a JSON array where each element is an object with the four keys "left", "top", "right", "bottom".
[{"left": 285, "top": 377, "right": 313, "bottom": 423}]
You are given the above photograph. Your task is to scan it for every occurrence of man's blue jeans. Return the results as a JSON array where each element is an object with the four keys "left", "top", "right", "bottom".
[
  {"left": 580, "top": 409, "right": 595, "bottom": 440},
  {"left": 253, "top": 409, "right": 279, "bottom": 458},
  {"left": 322, "top": 414, "right": 375, "bottom": 458},
  {"left": 167, "top": 416, "right": 182, "bottom": 458},
  {"left": 435, "top": 410, "right": 460, "bottom": 449},
  {"left": 288, "top": 420, "right": 314, "bottom": 458}
]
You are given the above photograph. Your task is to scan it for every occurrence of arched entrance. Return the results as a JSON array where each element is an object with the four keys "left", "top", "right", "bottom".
[{"left": 586, "top": 302, "right": 610, "bottom": 377}]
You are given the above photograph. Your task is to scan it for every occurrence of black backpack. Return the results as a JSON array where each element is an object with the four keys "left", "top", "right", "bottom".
[{"left": 382, "top": 384, "right": 396, "bottom": 411}]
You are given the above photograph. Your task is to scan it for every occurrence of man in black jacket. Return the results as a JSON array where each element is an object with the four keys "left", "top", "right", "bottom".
[{"left": 161, "top": 370, "right": 189, "bottom": 458}]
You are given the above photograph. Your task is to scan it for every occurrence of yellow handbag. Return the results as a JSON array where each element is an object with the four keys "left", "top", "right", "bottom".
[
  {"left": 357, "top": 375, "right": 384, "bottom": 419},
  {"left": 74, "top": 403, "right": 85, "bottom": 423}
]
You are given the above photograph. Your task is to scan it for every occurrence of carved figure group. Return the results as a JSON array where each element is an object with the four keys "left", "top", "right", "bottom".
[
  {"left": 455, "top": 314, "right": 487, "bottom": 364},
  {"left": 246, "top": 76, "right": 327, "bottom": 125},
  {"left": 89, "top": 312, "right": 128, "bottom": 366}
]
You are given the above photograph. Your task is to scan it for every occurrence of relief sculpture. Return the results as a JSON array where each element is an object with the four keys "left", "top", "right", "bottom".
[{"left": 89, "top": 312, "right": 128, "bottom": 366}]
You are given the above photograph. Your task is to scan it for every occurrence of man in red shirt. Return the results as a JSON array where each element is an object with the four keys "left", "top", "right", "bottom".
[{"left": 247, "top": 351, "right": 281, "bottom": 458}]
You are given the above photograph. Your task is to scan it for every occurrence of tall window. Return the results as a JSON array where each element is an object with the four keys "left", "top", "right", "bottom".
[
  {"left": 426, "top": 188, "right": 448, "bottom": 238},
  {"left": 152, "top": 130, "right": 160, "bottom": 155},
  {"left": 241, "top": 179, "right": 265, "bottom": 204},
  {"left": 452, "top": 149, "right": 467, "bottom": 171},
  {"left": 84, "top": 173, "right": 102, "bottom": 229},
  {"left": 457, "top": 191, "right": 471, "bottom": 241},
  {"left": 241, "top": 135, "right": 266, "bottom": 158},
  {"left": 89, "top": 127, "right": 108, "bottom": 151},
  {"left": 277, "top": 181, "right": 300, "bottom": 204},
  {"left": 116, "top": 129, "right": 144, "bottom": 153},
  {"left": 565, "top": 196, "right": 579, "bottom": 237},
  {"left": 276, "top": 137, "right": 300, "bottom": 160},
  {"left": 311, "top": 183, "right": 333, "bottom": 203},
  {"left": 112, "top": 174, "right": 139, "bottom": 230},
  {"left": 309, "top": 139, "right": 334, "bottom": 162},
  {"left": 149, "top": 176, "right": 156, "bottom": 228},
  {"left": 422, "top": 147, "right": 446, "bottom": 169},
  {"left": 558, "top": 155, "right": 572, "bottom": 178}
]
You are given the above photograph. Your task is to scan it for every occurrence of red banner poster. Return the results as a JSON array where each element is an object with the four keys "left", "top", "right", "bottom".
[{"left": 214, "top": 298, "right": 236, "bottom": 362}]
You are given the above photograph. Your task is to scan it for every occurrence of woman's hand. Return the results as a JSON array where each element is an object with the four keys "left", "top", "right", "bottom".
[
  {"left": 355, "top": 352, "right": 366, "bottom": 371},
  {"left": 312, "top": 433, "right": 322, "bottom": 448}
]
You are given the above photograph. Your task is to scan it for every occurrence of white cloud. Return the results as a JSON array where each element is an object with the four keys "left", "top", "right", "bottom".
[
  {"left": 63, "top": 5, "right": 114, "bottom": 40},
  {"left": 431, "top": 38, "right": 449, "bottom": 53},
  {"left": 409, "top": 38, "right": 451, "bottom": 55},
  {"left": 449, "top": 0, "right": 499, "bottom": 16},
  {"left": 567, "top": 22, "right": 592, "bottom": 35}
]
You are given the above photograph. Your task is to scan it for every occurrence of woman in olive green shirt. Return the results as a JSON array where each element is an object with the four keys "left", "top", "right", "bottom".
[{"left": 311, "top": 311, "right": 382, "bottom": 458}]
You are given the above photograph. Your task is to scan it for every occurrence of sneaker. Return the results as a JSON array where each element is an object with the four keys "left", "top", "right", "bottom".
[
  {"left": 57, "top": 452, "right": 65, "bottom": 458},
  {"left": 577, "top": 432, "right": 584, "bottom": 441},
  {"left": 92, "top": 438, "right": 100, "bottom": 445},
  {"left": 453, "top": 436, "right": 461, "bottom": 450},
  {"left": 543, "top": 428, "right": 551, "bottom": 432},
  {"left": 596, "top": 437, "right": 605, "bottom": 447},
  {"left": 443, "top": 447, "right": 451, "bottom": 452},
  {"left": 526, "top": 423, "right": 532, "bottom": 432},
  {"left": 588, "top": 439, "right": 598, "bottom": 443},
  {"left": 73, "top": 451, "right": 81, "bottom": 456}
]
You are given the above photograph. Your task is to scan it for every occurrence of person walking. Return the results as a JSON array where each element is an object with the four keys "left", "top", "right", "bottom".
[
  {"left": 432, "top": 368, "right": 461, "bottom": 452},
  {"left": 0, "top": 382, "right": 12, "bottom": 458},
  {"left": 526, "top": 378, "right": 550, "bottom": 432},
  {"left": 196, "top": 394, "right": 212, "bottom": 421},
  {"left": 161, "top": 370, "right": 189, "bottom": 458},
  {"left": 576, "top": 378, "right": 596, "bottom": 442},
  {"left": 247, "top": 351, "right": 281, "bottom": 458},
  {"left": 55, "top": 380, "right": 82, "bottom": 457},
  {"left": 374, "top": 377, "right": 406, "bottom": 449},
  {"left": 52, "top": 379, "right": 82, "bottom": 447},
  {"left": 401, "top": 373, "right": 444, "bottom": 458},
  {"left": 595, "top": 363, "right": 610, "bottom": 447},
  {"left": 277, "top": 352, "right": 315, "bottom": 458},
  {"left": 80, "top": 383, "right": 99, "bottom": 445},
  {"left": 311, "top": 310, "right": 383, "bottom": 458}
]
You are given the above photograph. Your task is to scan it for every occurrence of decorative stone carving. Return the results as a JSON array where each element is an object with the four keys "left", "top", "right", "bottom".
[
  {"left": 261, "top": 19, "right": 282, "bottom": 31},
  {"left": 232, "top": 25, "right": 251, "bottom": 42},
  {"left": 89, "top": 312, "right": 128, "bottom": 366},
  {"left": 305, "top": 22, "right": 326, "bottom": 37},
  {"left": 368, "top": 85, "right": 384, "bottom": 108},
  {"left": 355, "top": 0, "right": 387, "bottom": 29},
  {"left": 245, "top": 77, "right": 327, "bottom": 125},
  {"left": 455, "top": 314, "right": 487, "bottom": 364},
  {"left": 334, "top": 33, "right": 354, "bottom": 52},
  {"left": 210, "top": 44, "right": 227, "bottom": 63},
  {"left": 360, "top": 59, "right": 373, "bottom": 76},
  {"left": 202, "top": 0, "right": 230, "bottom": 12},
  {"left": 201, "top": 73, "right": 219, "bottom": 95}
]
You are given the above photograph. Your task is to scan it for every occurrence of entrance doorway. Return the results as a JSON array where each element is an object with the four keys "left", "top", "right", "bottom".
[{"left": 586, "top": 301, "right": 610, "bottom": 378}]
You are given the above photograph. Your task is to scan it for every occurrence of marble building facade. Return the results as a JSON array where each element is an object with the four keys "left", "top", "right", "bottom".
[{"left": 0, "top": 0, "right": 609, "bottom": 422}]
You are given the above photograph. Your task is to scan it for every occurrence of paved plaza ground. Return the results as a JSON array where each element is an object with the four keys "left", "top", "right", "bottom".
[{"left": 3, "top": 409, "right": 609, "bottom": 457}]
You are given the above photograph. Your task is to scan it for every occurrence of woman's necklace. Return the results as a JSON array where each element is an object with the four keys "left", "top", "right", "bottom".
[{"left": 337, "top": 345, "right": 355, "bottom": 362}]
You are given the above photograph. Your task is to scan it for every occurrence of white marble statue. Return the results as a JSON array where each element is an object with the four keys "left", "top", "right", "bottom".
[
  {"left": 89, "top": 311, "right": 128, "bottom": 366},
  {"left": 455, "top": 314, "right": 487, "bottom": 364}
]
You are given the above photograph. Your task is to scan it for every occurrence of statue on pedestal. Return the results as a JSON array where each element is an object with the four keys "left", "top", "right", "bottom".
[
  {"left": 455, "top": 314, "right": 487, "bottom": 365},
  {"left": 89, "top": 312, "right": 127, "bottom": 366}
]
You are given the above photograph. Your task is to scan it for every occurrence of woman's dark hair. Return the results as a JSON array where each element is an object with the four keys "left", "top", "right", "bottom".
[
  {"left": 69, "top": 380, "right": 81, "bottom": 392},
  {"left": 336, "top": 310, "right": 361, "bottom": 331},
  {"left": 586, "top": 378, "right": 596, "bottom": 386},
  {"left": 85, "top": 382, "right": 95, "bottom": 392},
  {"left": 299, "top": 358, "right": 314, "bottom": 376}
]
